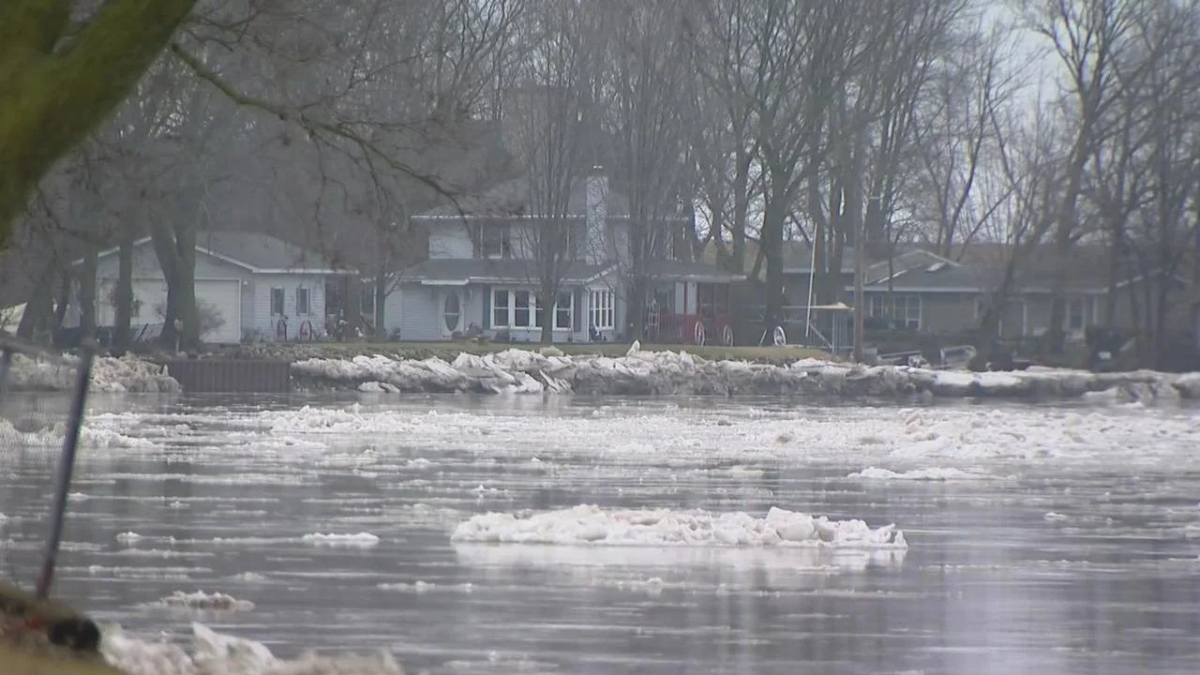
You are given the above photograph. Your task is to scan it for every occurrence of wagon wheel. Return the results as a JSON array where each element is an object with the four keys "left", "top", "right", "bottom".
[
  {"left": 722, "top": 324, "right": 734, "bottom": 346},
  {"left": 693, "top": 321, "right": 706, "bottom": 346},
  {"left": 772, "top": 325, "right": 787, "bottom": 347}
]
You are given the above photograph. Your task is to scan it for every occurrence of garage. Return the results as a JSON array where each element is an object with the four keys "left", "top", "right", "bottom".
[
  {"left": 110, "top": 278, "right": 241, "bottom": 344},
  {"left": 193, "top": 279, "right": 242, "bottom": 344}
]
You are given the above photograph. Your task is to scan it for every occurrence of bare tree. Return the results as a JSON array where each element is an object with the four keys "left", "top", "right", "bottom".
[
  {"left": 910, "top": 22, "right": 1019, "bottom": 258},
  {"left": 1019, "top": 0, "right": 1140, "bottom": 353},
  {"left": 504, "top": 0, "right": 597, "bottom": 344},
  {"left": 597, "top": 0, "right": 696, "bottom": 340}
]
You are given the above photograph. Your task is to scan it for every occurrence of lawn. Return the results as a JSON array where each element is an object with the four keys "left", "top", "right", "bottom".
[
  {"left": 222, "top": 340, "right": 831, "bottom": 365},
  {"left": 0, "top": 645, "right": 122, "bottom": 675}
]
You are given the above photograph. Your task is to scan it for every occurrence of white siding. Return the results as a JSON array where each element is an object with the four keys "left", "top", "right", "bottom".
[
  {"left": 381, "top": 288, "right": 404, "bottom": 338},
  {"left": 252, "top": 274, "right": 327, "bottom": 341},
  {"left": 400, "top": 283, "right": 441, "bottom": 340},
  {"left": 85, "top": 241, "right": 253, "bottom": 339},
  {"left": 428, "top": 223, "right": 474, "bottom": 259},
  {"left": 240, "top": 281, "right": 255, "bottom": 341}
]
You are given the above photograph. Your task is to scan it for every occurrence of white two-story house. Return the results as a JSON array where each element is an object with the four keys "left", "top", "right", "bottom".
[{"left": 392, "top": 168, "right": 743, "bottom": 344}]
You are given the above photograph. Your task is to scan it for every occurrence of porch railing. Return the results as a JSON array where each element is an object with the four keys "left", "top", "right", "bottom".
[{"left": 645, "top": 312, "right": 734, "bottom": 346}]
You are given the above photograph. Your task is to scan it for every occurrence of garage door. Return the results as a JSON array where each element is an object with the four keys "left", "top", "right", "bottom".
[{"left": 194, "top": 280, "right": 242, "bottom": 344}]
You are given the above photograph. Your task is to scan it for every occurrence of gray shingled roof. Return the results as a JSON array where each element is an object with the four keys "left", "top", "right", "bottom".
[
  {"left": 402, "top": 258, "right": 609, "bottom": 284},
  {"left": 864, "top": 262, "right": 1109, "bottom": 293},
  {"left": 645, "top": 259, "right": 746, "bottom": 283},
  {"left": 73, "top": 232, "right": 352, "bottom": 274},
  {"left": 196, "top": 231, "right": 345, "bottom": 271}
]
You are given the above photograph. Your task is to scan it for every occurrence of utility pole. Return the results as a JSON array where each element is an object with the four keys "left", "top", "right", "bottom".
[{"left": 852, "top": 204, "right": 868, "bottom": 364}]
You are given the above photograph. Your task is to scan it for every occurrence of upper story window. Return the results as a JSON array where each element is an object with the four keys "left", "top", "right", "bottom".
[{"left": 475, "top": 224, "right": 512, "bottom": 259}]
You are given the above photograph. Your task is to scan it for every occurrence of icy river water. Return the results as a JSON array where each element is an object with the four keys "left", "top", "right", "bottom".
[{"left": 2, "top": 393, "right": 1200, "bottom": 674}]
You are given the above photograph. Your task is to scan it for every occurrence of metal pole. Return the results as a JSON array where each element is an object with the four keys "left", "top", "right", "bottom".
[
  {"left": 853, "top": 215, "right": 866, "bottom": 364},
  {"left": 35, "top": 343, "right": 95, "bottom": 600},
  {"left": 0, "top": 346, "right": 13, "bottom": 405}
]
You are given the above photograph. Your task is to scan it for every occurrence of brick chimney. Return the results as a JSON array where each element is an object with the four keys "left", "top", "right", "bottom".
[{"left": 584, "top": 166, "right": 608, "bottom": 264}]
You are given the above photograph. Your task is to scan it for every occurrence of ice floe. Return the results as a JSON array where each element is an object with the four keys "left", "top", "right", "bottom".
[
  {"left": 450, "top": 505, "right": 906, "bottom": 550},
  {"left": 101, "top": 622, "right": 404, "bottom": 675},
  {"left": 6, "top": 352, "right": 181, "bottom": 393},
  {"left": 0, "top": 418, "right": 153, "bottom": 450},
  {"left": 150, "top": 590, "right": 256, "bottom": 613},
  {"left": 848, "top": 466, "right": 986, "bottom": 481},
  {"left": 291, "top": 347, "right": 1200, "bottom": 401},
  {"left": 300, "top": 532, "right": 381, "bottom": 548}
]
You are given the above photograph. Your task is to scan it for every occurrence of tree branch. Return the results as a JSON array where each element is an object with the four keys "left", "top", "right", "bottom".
[
  {"left": 1, "top": 0, "right": 198, "bottom": 245},
  {"left": 169, "top": 43, "right": 457, "bottom": 205}
]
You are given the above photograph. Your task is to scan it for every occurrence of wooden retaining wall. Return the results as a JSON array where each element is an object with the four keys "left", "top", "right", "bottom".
[{"left": 165, "top": 359, "right": 291, "bottom": 393}]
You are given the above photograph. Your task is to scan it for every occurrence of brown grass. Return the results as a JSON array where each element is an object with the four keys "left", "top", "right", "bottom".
[
  {"left": 221, "top": 341, "right": 832, "bottom": 366},
  {"left": 0, "top": 644, "right": 122, "bottom": 675}
]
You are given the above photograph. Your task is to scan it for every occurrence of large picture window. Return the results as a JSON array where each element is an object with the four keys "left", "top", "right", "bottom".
[
  {"left": 1066, "top": 296, "right": 1092, "bottom": 331},
  {"left": 869, "top": 294, "right": 920, "bottom": 330},
  {"left": 589, "top": 290, "right": 615, "bottom": 330},
  {"left": 492, "top": 287, "right": 574, "bottom": 330}
]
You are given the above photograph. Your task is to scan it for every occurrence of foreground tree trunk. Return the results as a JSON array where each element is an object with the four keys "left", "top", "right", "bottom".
[
  {"left": 81, "top": 248, "right": 99, "bottom": 337},
  {"left": 112, "top": 228, "right": 135, "bottom": 355},
  {"left": 0, "top": 0, "right": 198, "bottom": 242}
]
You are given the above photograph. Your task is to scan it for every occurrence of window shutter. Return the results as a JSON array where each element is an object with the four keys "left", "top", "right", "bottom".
[
  {"left": 482, "top": 284, "right": 491, "bottom": 329},
  {"left": 573, "top": 288, "right": 583, "bottom": 331}
]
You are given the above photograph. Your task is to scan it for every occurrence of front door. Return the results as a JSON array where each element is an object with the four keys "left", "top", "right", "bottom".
[{"left": 440, "top": 289, "right": 464, "bottom": 337}]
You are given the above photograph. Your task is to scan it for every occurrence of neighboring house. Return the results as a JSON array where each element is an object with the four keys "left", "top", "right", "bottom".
[
  {"left": 394, "top": 169, "right": 743, "bottom": 343},
  {"left": 705, "top": 240, "right": 1193, "bottom": 344},
  {"left": 855, "top": 250, "right": 1193, "bottom": 341},
  {"left": 66, "top": 231, "right": 355, "bottom": 344}
]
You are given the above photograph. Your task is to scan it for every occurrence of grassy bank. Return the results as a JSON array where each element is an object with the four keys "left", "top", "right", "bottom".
[
  {"left": 208, "top": 341, "right": 831, "bottom": 366},
  {"left": 0, "top": 645, "right": 122, "bottom": 675}
]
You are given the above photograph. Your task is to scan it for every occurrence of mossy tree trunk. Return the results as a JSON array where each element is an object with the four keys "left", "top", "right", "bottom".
[{"left": 0, "top": 0, "right": 197, "bottom": 244}]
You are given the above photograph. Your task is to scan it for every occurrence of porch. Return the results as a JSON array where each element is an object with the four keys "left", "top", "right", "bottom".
[{"left": 643, "top": 279, "right": 737, "bottom": 346}]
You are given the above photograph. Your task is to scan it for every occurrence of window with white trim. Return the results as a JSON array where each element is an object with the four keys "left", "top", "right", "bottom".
[
  {"left": 360, "top": 285, "right": 375, "bottom": 316},
  {"left": 589, "top": 290, "right": 615, "bottom": 330},
  {"left": 975, "top": 297, "right": 1002, "bottom": 334},
  {"left": 513, "top": 290, "right": 532, "bottom": 327},
  {"left": 296, "top": 287, "right": 311, "bottom": 315},
  {"left": 869, "top": 294, "right": 920, "bottom": 330},
  {"left": 554, "top": 291, "right": 573, "bottom": 330},
  {"left": 1066, "top": 296, "right": 1089, "bottom": 331},
  {"left": 477, "top": 224, "right": 511, "bottom": 259},
  {"left": 492, "top": 289, "right": 510, "bottom": 327},
  {"left": 491, "top": 287, "right": 573, "bottom": 330},
  {"left": 270, "top": 287, "right": 285, "bottom": 316}
]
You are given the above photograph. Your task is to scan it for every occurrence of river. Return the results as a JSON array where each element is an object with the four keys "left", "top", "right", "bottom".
[{"left": 2, "top": 393, "right": 1199, "bottom": 674}]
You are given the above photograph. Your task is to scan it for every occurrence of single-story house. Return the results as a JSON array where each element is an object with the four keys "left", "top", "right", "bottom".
[
  {"left": 867, "top": 250, "right": 1194, "bottom": 340},
  {"left": 66, "top": 231, "right": 356, "bottom": 344}
]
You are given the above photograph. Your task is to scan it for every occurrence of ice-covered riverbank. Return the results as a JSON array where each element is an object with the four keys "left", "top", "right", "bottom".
[
  {"left": 292, "top": 346, "right": 1200, "bottom": 402},
  {"left": 5, "top": 353, "right": 181, "bottom": 393},
  {"left": 7, "top": 346, "right": 1198, "bottom": 402}
]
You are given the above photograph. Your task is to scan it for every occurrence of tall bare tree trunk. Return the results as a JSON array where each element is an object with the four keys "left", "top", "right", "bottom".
[
  {"left": 113, "top": 227, "right": 135, "bottom": 355},
  {"left": 81, "top": 247, "right": 98, "bottom": 338},
  {"left": 176, "top": 223, "right": 199, "bottom": 351}
]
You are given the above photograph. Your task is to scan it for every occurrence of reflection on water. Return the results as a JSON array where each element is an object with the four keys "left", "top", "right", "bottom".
[{"left": 1, "top": 393, "right": 1199, "bottom": 674}]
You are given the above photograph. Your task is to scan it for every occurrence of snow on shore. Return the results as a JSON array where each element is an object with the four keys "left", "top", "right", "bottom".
[
  {"left": 292, "top": 347, "right": 1200, "bottom": 402},
  {"left": 102, "top": 622, "right": 403, "bottom": 675},
  {"left": 6, "top": 353, "right": 181, "bottom": 393},
  {"left": 450, "top": 505, "right": 907, "bottom": 550}
]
